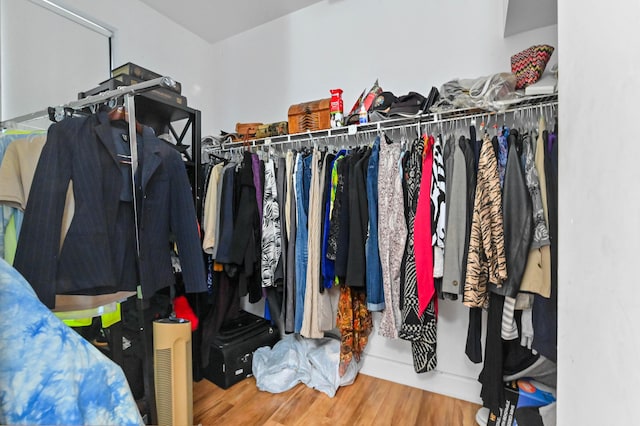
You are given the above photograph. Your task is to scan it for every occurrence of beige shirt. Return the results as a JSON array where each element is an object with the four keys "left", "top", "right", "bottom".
[
  {"left": 201, "top": 162, "right": 224, "bottom": 254},
  {"left": 301, "top": 149, "right": 328, "bottom": 338},
  {"left": 0, "top": 134, "right": 74, "bottom": 249}
]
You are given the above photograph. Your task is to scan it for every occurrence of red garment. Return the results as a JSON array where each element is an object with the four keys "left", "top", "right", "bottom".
[
  {"left": 414, "top": 135, "right": 435, "bottom": 317},
  {"left": 174, "top": 295, "right": 199, "bottom": 331}
]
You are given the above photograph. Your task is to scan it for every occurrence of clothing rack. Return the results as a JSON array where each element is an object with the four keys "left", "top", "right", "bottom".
[
  {"left": 0, "top": 76, "right": 178, "bottom": 128},
  {"left": 208, "top": 94, "right": 558, "bottom": 154},
  {"left": 2, "top": 77, "right": 184, "bottom": 425}
]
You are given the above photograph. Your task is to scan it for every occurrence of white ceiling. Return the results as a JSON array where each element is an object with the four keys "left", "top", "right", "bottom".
[
  {"left": 139, "top": 0, "right": 324, "bottom": 44},
  {"left": 503, "top": 0, "right": 557, "bottom": 37}
]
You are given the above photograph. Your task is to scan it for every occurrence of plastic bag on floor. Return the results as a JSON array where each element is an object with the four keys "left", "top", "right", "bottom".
[
  {"left": 252, "top": 334, "right": 361, "bottom": 398},
  {"left": 252, "top": 334, "right": 310, "bottom": 394}
]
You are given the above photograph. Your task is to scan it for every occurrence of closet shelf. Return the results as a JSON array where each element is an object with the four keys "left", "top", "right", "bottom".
[{"left": 214, "top": 93, "right": 558, "bottom": 151}]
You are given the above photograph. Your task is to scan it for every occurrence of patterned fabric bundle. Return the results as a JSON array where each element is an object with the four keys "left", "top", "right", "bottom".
[
  {"left": 337, "top": 286, "right": 372, "bottom": 376},
  {"left": 511, "top": 44, "right": 555, "bottom": 89}
]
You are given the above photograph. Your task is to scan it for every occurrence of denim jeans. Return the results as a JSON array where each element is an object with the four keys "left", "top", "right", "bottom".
[
  {"left": 365, "top": 137, "right": 384, "bottom": 311},
  {"left": 294, "top": 153, "right": 313, "bottom": 332}
]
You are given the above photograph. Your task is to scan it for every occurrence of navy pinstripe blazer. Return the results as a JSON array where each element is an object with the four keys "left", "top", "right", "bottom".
[{"left": 14, "top": 112, "right": 206, "bottom": 308}]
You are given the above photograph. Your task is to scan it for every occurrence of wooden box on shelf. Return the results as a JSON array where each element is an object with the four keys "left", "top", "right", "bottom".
[
  {"left": 287, "top": 98, "right": 331, "bottom": 133},
  {"left": 235, "top": 122, "right": 263, "bottom": 140}
]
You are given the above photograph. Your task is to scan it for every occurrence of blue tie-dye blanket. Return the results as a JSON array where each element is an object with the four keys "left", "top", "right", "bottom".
[{"left": 0, "top": 258, "right": 143, "bottom": 425}]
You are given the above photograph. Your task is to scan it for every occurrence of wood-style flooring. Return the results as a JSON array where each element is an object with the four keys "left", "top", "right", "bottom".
[{"left": 193, "top": 373, "right": 481, "bottom": 426}]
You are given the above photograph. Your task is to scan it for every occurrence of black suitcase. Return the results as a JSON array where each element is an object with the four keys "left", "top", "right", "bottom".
[{"left": 202, "top": 311, "right": 279, "bottom": 389}]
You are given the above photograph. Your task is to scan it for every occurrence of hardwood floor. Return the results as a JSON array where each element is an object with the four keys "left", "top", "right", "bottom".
[{"left": 193, "top": 374, "right": 481, "bottom": 426}]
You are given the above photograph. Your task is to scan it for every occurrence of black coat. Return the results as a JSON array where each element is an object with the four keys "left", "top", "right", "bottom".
[
  {"left": 228, "top": 152, "right": 262, "bottom": 303},
  {"left": 490, "top": 132, "right": 532, "bottom": 297},
  {"left": 346, "top": 149, "right": 370, "bottom": 288},
  {"left": 14, "top": 112, "right": 206, "bottom": 308}
]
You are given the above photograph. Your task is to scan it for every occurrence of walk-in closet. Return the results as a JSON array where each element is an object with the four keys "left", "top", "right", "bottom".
[{"left": 0, "top": 0, "right": 638, "bottom": 425}]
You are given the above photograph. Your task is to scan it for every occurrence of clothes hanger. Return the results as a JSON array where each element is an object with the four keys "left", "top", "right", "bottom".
[
  {"left": 108, "top": 105, "right": 143, "bottom": 134},
  {"left": 208, "top": 152, "right": 227, "bottom": 164}
]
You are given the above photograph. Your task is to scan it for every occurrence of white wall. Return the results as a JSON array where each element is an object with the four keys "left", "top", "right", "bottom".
[
  {"left": 212, "top": 0, "right": 558, "bottom": 403},
  {"left": 210, "top": 0, "right": 557, "bottom": 134},
  {"left": 61, "top": 0, "right": 216, "bottom": 135},
  {"left": 557, "top": 0, "right": 640, "bottom": 423},
  {"left": 1, "top": 0, "right": 217, "bottom": 135},
  {"left": 0, "top": 0, "right": 110, "bottom": 123}
]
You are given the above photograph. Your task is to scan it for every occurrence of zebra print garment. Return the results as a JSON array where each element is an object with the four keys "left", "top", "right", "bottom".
[
  {"left": 463, "top": 134, "right": 508, "bottom": 309},
  {"left": 399, "top": 137, "right": 437, "bottom": 374},
  {"left": 431, "top": 135, "right": 446, "bottom": 278},
  {"left": 261, "top": 159, "right": 282, "bottom": 287}
]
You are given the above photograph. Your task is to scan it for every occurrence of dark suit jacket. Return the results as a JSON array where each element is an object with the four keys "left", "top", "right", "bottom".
[{"left": 14, "top": 112, "right": 206, "bottom": 308}]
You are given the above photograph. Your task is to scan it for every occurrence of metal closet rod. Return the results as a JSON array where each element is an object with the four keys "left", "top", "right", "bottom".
[
  {"left": 213, "top": 98, "right": 558, "bottom": 153},
  {"left": 0, "top": 76, "right": 178, "bottom": 128}
]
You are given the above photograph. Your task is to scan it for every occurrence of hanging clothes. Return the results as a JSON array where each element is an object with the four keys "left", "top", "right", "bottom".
[
  {"left": 228, "top": 152, "right": 262, "bottom": 303},
  {"left": 275, "top": 156, "right": 288, "bottom": 312},
  {"left": 333, "top": 153, "right": 354, "bottom": 284},
  {"left": 317, "top": 153, "right": 340, "bottom": 333},
  {"left": 213, "top": 163, "right": 237, "bottom": 265},
  {"left": 442, "top": 136, "right": 467, "bottom": 298},
  {"left": 494, "top": 131, "right": 532, "bottom": 341},
  {"left": 294, "top": 152, "right": 313, "bottom": 333},
  {"left": 318, "top": 151, "right": 334, "bottom": 290},
  {"left": 337, "top": 285, "right": 372, "bottom": 377},
  {"left": 252, "top": 154, "right": 264, "bottom": 228},
  {"left": 365, "top": 138, "right": 384, "bottom": 311},
  {"left": 462, "top": 132, "right": 484, "bottom": 364},
  {"left": 0, "top": 132, "right": 67, "bottom": 264},
  {"left": 321, "top": 150, "right": 346, "bottom": 289},
  {"left": 479, "top": 292, "right": 506, "bottom": 414},
  {"left": 377, "top": 138, "right": 406, "bottom": 339},
  {"left": 14, "top": 113, "right": 207, "bottom": 308},
  {"left": 261, "top": 159, "right": 282, "bottom": 288},
  {"left": 346, "top": 148, "right": 370, "bottom": 288},
  {"left": 519, "top": 128, "right": 552, "bottom": 298},
  {"left": 284, "top": 151, "right": 297, "bottom": 333},
  {"left": 460, "top": 135, "right": 477, "bottom": 296},
  {"left": 431, "top": 135, "right": 446, "bottom": 281},
  {"left": 202, "top": 162, "right": 225, "bottom": 255},
  {"left": 301, "top": 149, "right": 325, "bottom": 338},
  {"left": 491, "top": 131, "right": 531, "bottom": 299},
  {"left": 399, "top": 137, "right": 437, "bottom": 373},
  {"left": 326, "top": 155, "right": 345, "bottom": 264},
  {"left": 532, "top": 130, "right": 558, "bottom": 361},
  {"left": 463, "top": 134, "right": 507, "bottom": 309},
  {"left": 197, "top": 107, "right": 558, "bottom": 417},
  {"left": 414, "top": 135, "right": 435, "bottom": 316},
  {"left": 497, "top": 127, "right": 509, "bottom": 188}
]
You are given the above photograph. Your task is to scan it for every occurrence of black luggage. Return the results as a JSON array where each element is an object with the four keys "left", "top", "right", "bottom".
[{"left": 202, "top": 310, "right": 279, "bottom": 389}]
